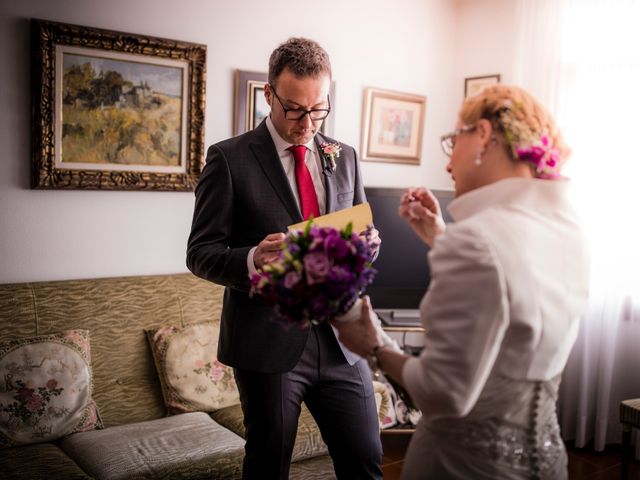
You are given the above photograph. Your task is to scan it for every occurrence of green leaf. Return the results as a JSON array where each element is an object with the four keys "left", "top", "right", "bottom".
[
  {"left": 304, "top": 219, "right": 313, "bottom": 237},
  {"left": 344, "top": 221, "right": 353, "bottom": 237}
]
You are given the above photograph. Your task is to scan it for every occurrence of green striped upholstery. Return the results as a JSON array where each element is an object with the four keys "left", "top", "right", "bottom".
[
  {"left": 210, "top": 403, "right": 329, "bottom": 463},
  {"left": 0, "top": 442, "right": 92, "bottom": 479}
]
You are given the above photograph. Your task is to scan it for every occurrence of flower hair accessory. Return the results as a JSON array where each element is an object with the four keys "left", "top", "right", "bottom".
[
  {"left": 494, "top": 103, "right": 562, "bottom": 179},
  {"left": 319, "top": 142, "right": 342, "bottom": 174},
  {"left": 249, "top": 222, "right": 377, "bottom": 328},
  {"left": 515, "top": 135, "right": 561, "bottom": 179}
]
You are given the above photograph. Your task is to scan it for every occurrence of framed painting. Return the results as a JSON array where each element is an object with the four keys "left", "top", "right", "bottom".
[
  {"left": 233, "top": 70, "right": 336, "bottom": 138},
  {"left": 464, "top": 74, "right": 501, "bottom": 99},
  {"left": 233, "top": 70, "right": 270, "bottom": 136},
  {"left": 360, "top": 87, "right": 426, "bottom": 165},
  {"left": 31, "top": 19, "right": 207, "bottom": 191}
]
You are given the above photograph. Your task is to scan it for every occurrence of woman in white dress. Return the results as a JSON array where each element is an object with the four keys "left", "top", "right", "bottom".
[{"left": 333, "top": 85, "right": 590, "bottom": 479}]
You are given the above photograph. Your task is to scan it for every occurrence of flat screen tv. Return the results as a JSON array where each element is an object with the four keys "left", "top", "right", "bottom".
[{"left": 364, "top": 187, "right": 455, "bottom": 321}]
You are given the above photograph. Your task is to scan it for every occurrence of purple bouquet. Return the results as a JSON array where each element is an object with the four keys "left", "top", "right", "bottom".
[{"left": 250, "top": 222, "right": 377, "bottom": 328}]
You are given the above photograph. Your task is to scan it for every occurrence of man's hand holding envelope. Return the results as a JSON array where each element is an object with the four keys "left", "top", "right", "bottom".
[{"left": 288, "top": 203, "right": 381, "bottom": 260}]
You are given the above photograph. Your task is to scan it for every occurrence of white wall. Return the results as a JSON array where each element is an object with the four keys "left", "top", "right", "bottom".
[
  {"left": 453, "top": 0, "right": 520, "bottom": 94},
  {"left": 0, "top": 0, "right": 460, "bottom": 283}
]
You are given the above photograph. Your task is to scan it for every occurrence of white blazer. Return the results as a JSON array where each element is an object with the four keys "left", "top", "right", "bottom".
[{"left": 402, "top": 178, "right": 590, "bottom": 420}]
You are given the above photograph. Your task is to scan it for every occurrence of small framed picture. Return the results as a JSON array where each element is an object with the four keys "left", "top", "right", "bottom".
[
  {"left": 464, "top": 74, "right": 501, "bottom": 99},
  {"left": 233, "top": 70, "right": 269, "bottom": 136},
  {"left": 360, "top": 87, "right": 426, "bottom": 165},
  {"left": 233, "top": 70, "right": 336, "bottom": 137}
]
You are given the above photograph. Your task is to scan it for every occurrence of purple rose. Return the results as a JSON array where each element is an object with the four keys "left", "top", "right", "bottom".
[
  {"left": 304, "top": 251, "right": 332, "bottom": 285},
  {"left": 324, "top": 234, "right": 349, "bottom": 261},
  {"left": 283, "top": 271, "right": 302, "bottom": 289}
]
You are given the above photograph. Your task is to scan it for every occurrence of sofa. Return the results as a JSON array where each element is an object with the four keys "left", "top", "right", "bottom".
[{"left": 0, "top": 273, "right": 391, "bottom": 480}]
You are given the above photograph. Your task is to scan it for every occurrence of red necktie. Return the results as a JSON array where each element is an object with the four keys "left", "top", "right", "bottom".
[{"left": 288, "top": 145, "right": 320, "bottom": 220}]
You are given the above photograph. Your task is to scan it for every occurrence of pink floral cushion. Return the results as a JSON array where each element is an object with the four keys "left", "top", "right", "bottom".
[
  {"left": 146, "top": 323, "right": 239, "bottom": 414},
  {"left": 0, "top": 330, "right": 103, "bottom": 448}
]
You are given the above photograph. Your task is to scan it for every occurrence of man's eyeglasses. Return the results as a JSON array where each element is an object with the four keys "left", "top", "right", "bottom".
[
  {"left": 270, "top": 86, "right": 331, "bottom": 121},
  {"left": 440, "top": 125, "right": 475, "bottom": 156}
]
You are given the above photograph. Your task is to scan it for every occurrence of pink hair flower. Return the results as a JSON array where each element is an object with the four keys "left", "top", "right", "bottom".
[{"left": 515, "top": 134, "right": 562, "bottom": 179}]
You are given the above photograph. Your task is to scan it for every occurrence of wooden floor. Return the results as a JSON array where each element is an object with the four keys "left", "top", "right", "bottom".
[{"left": 380, "top": 434, "right": 640, "bottom": 479}]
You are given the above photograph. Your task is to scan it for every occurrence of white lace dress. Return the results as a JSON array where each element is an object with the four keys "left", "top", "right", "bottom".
[{"left": 400, "top": 179, "right": 590, "bottom": 480}]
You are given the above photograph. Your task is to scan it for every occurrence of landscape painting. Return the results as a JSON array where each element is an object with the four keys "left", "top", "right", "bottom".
[
  {"left": 58, "top": 46, "right": 186, "bottom": 172},
  {"left": 31, "top": 19, "right": 206, "bottom": 191}
]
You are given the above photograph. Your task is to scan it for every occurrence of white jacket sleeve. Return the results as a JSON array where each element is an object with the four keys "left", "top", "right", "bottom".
[{"left": 402, "top": 223, "right": 510, "bottom": 419}]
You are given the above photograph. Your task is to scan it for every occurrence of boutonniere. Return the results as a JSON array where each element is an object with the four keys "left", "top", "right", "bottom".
[{"left": 319, "top": 142, "right": 342, "bottom": 174}]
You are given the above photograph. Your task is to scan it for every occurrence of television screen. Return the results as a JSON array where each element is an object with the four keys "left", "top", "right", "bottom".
[{"left": 364, "top": 187, "right": 454, "bottom": 319}]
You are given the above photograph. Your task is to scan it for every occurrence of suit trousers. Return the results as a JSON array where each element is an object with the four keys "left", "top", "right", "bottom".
[{"left": 234, "top": 321, "right": 383, "bottom": 480}]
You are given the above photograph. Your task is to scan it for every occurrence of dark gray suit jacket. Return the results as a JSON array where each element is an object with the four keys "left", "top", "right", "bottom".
[{"left": 187, "top": 121, "right": 366, "bottom": 373}]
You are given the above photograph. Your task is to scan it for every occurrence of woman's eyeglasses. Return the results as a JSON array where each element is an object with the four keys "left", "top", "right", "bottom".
[{"left": 440, "top": 125, "right": 475, "bottom": 156}]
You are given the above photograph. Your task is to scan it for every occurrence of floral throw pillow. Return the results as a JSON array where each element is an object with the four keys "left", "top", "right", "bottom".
[
  {"left": 146, "top": 323, "right": 239, "bottom": 414},
  {"left": 0, "top": 330, "right": 103, "bottom": 448}
]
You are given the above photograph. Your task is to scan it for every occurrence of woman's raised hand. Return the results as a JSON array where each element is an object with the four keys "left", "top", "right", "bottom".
[{"left": 398, "top": 187, "right": 446, "bottom": 247}]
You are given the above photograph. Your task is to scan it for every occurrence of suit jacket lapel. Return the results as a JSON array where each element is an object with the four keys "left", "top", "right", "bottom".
[
  {"left": 250, "top": 122, "right": 302, "bottom": 223},
  {"left": 315, "top": 133, "right": 336, "bottom": 213}
]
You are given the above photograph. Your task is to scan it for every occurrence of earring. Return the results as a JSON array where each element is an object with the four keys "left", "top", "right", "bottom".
[{"left": 474, "top": 149, "right": 484, "bottom": 166}]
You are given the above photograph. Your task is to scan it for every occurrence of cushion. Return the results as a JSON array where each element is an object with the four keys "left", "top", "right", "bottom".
[
  {"left": 60, "top": 411, "right": 245, "bottom": 480},
  {"left": 146, "top": 323, "right": 239, "bottom": 414},
  {"left": 210, "top": 402, "right": 328, "bottom": 462},
  {"left": 373, "top": 380, "right": 397, "bottom": 430},
  {"left": 0, "top": 330, "right": 102, "bottom": 448}
]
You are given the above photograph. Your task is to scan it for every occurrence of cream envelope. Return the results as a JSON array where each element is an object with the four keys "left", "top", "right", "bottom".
[{"left": 288, "top": 202, "right": 373, "bottom": 233}]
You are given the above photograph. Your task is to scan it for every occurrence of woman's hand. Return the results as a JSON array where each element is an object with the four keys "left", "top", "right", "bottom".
[
  {"left": 331, "top": 296, "right": 382, "bottom": 358},
  {"left": 398, "top": 187, "right": 446, "bottom": 247}
]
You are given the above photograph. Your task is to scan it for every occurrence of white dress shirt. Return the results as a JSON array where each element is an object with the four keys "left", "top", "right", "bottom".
[
  {"left": 247, "top": 117, "right": 326, "bottom": 275},
  {"left": 265, "top": 116, "right": 327, "bottom": 215}
]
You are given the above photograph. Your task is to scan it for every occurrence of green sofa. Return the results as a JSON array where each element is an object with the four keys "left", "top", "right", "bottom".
[{"left": 0, "top": 273, "right": 372, "bottom": 479}]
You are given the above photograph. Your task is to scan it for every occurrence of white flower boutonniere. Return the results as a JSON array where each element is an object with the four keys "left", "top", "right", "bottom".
[{"left": 320, "top": 142, "right": 342, "bottom": 174}]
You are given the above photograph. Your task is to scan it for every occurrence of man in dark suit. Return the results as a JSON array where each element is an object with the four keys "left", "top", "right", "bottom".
[{"left": 186, "top": 38, "right": 382, "bottom": 479}]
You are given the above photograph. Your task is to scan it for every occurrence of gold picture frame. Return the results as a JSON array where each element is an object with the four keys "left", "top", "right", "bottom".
[
  {"left": 464, "top": 74, "right": 501, "bottom": 99},
  {"left": 233, "top": 70, "right": 336, "bottom": 137},
  {"left": 31, "top": 19, "right": 206, "bottom": 191},
  {"left": 360, "top": 87, "right": 426, "bottom": 165}
]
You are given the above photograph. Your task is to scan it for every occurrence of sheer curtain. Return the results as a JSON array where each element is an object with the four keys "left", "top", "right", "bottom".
[{"left": 514, "top": 0, "right": 640, "bottom": 455}]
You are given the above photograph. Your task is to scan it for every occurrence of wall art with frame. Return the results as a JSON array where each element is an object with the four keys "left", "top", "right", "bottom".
[
  {"left": 464, "top": 74, "right": 501, "bottom": 99},
  {"left": 360, "top": 87, "right": 426, "bottom": 165},
  {"left": 31, "top": 19, "right": 206, "bottom": 191}
]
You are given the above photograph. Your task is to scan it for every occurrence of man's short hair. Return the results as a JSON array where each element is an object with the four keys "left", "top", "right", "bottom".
[{"left": 268, "top": 37, "right": 332, "bottom": 86}]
